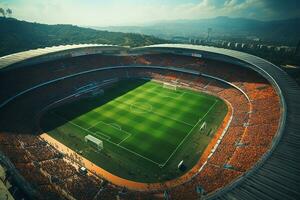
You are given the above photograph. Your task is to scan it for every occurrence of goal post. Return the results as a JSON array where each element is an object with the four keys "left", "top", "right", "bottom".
[
  {"left": 163, "top": 82, "right": 177, "bottom": 90},
  {"left": 84, "top": 134, "right": 103, "bottom": 150}
]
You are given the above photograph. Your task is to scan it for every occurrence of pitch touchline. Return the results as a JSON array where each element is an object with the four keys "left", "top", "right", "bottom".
[
  {"left": 161, "top": 100, "right": 218, "bottom": 167},
  {"left": 52, "top": 97, "right": 217, "bottom": 168},
  {"left": 52, "top": 112, "right": 162, "bottom": 166}
]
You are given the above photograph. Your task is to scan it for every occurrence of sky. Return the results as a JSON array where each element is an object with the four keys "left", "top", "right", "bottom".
[{"left": 0, "top": 0, "right": 299, "bottom": 26}]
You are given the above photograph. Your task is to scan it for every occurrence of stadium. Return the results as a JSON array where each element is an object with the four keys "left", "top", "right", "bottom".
[{"left": 0, "top": 44, "right": 299, "bottom": 200}]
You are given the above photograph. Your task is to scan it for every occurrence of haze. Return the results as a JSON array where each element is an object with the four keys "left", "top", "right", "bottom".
[{"left": 0, "top": 0, "right": 299, "bottom": 26}]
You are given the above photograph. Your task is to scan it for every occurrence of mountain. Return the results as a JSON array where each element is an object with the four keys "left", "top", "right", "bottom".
[
  {"left": 0, "top": 17, "right": 167, "bottom": 57},
  {"left": 97, "top": 16, "right": 300, "bottom": 45}
]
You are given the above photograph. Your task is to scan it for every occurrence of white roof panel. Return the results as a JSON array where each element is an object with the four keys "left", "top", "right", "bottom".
[{"left": 0, "top": 44, "right": 127, "bottom": 69}]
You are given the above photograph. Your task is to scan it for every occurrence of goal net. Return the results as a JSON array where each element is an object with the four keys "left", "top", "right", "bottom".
[
  {"left": 163, "top": 82, "right": 177, "bottom": 90},
  {"left": 84, "top": 135, "right": 103, "bottom": 150}
]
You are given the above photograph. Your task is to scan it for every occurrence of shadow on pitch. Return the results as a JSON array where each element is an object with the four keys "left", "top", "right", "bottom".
[{"left": 40, "top": 79, "right": 149, "bottom": 133}]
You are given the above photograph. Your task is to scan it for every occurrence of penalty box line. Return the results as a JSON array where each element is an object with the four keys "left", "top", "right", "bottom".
[
  {"left": 87, "top": 119, "right": 132, "bottom": 145},
  {"left": 147, "top": 84, "right": 186, "bottom": 100},
  {"left": 136, "top": 82, "right": 181, "bottom": 99},
  {"left": 161, "top": 99, "right": 219, "bottom": 167},
  {"left": 87, "top": 120, "right": 131, "bottom": 138},
  {"left": 52, "top": 112, "right": 163, "bottom": 167}
]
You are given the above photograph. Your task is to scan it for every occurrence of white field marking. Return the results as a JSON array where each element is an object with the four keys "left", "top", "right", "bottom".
[
  {"left": 147, "top": 85, "right": 186, "bottom": 100},
  {"left": 117, "top": 133, "right": 132, "bottom": 145},
  {"left": 161, "top": 99, "right": 219, "bottom": 167},
  {"left": 52, "top": 112, "right": 161, "bottom": 166},
  {"left": 146, "top": 82, "right": 186, "bottom": 99},
  {"left": 94, "top": 131, "right": 111, "bottom": 140},
  {"left": 87, "top": 120, "right": 130, "bottom": 137},
  {"left": 52, "top": 112, "right": 112, "bottom": 139},
  {"left": 154, "top": 81, "right": 216, "bottom": 100},
  {"left": 86, "top": 117, "right": 107, "bottom": 129},
  {"left": 52, "top": 112, "right": 123, "bottom": 141},
  {"left": 148, "top": 82, "right": 213, "bottom": 103},
  {"left": 109, "top": 123, "right": 121, "bottom": 130},
  {"left": 130, "top": 102, "right": 153, "bottom": 114},
  {"left": 88, "top": 120, "right": 132, "bottom": 143},
  {"left": 116, "top": 99, "right": 194, "bottom": 127},
  {"left": 158, "top": 91, "right": 186, "bottom": 100},
  {"left": 52, "top": 93, "right": 217, "bottom": 168}
]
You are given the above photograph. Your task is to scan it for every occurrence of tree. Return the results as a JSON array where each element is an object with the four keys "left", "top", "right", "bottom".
[
  {"left": 6, "top": 8, "right": 12, "bottom": 17},
  {"left": 0, "top": 8, "right": 6, "bottom": 17}
]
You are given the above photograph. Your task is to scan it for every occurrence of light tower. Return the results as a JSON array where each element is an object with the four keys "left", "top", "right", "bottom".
[{"left": 207, "top": 28, "right": 212, "bottom": 42}]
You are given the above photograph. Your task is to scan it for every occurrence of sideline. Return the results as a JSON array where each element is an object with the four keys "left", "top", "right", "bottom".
[{"left": 40, "top": 102, "right": 232, "bottom": 191}]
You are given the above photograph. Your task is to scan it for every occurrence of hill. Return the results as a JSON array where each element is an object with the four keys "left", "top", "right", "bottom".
[
  {"left": 98, "top": 16, "right": 300, "bottom": 45},
  {"left": 0, "top": 17, "right": 167, "bottom": 57}
]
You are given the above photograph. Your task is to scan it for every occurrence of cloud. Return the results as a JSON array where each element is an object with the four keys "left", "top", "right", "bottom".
[
  {"left": 0, "top": 0, "right": 299, "bottom": 26},
  {"left": 261, "top": 0, "right": 300, "bottom": 19}
]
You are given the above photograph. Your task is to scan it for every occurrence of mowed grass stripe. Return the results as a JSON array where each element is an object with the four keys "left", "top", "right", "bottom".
[
  {"left": 89, "top": 121, "right": 129, "bottom": 144},
  {"left": 142, "top": 94, "right": 214, "bottom": 125},
  {"left": 82, "top": 111, "right": 190, "bottom": 163},
  {"left": 105, "top": 101, "right": 192, "bottom": 145},
  {"left": 117, "top": 91, "right": 199, "bottom": 125},
  {"left": 161, "top": 99, "right": 218, "bottom": 166},
  {"left": 119, "top": 83, "right": 216, "bottom": 124},
  {"left": 73, "top": 98, "right": 191, "bottom": 145},
  {"left": 54, "top": 80, "right": 220, "bottom": 165},
  {"left": 115, "top": 99, "right": 194, "bottom": 127},
  {"left": 53, "top": 108, "right": 164, "bottom": 165}
]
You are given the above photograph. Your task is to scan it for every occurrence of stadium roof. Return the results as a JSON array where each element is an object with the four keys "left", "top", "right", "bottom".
[
  {"left": 0, "top": 44, "right": 299, "bottom": 199},
  {"left": 136, "top": 44, "right": 300, "bottom": 200},
  {"left": 0, "top": 44, "right": 128, "bottom": 70}
]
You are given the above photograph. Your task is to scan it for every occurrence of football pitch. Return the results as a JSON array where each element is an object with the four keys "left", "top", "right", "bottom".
[{"left": 42, "top": 79, "right": 227, "bottom": 182}]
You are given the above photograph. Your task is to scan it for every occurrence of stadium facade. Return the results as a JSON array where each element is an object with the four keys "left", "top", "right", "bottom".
[{"left": 0, "top": 44, "right": 299, "bottom": 200}]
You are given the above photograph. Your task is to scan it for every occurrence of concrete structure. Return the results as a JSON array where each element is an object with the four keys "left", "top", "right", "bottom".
[{"left": 0, "top": 44, "right": 299, "bottom": 200}]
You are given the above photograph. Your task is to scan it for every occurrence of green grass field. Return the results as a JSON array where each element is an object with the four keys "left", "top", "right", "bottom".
[{"left": 41, "top": 79, "right": 227, "bottom": 182}]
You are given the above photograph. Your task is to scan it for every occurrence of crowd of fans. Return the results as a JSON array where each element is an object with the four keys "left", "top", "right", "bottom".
[
  {"left": 0, "top": 133, "right": 134, "bottom": 199},
  {"left": 0, "top": 53, "right": 281, "bottom": 199},
  {"left": 127, "top": 55, "right": 280, "bottom": 197}
]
